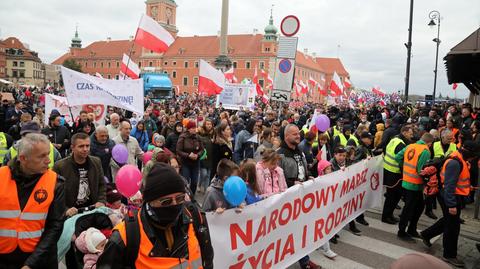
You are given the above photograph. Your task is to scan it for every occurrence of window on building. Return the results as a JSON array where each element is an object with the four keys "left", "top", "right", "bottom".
[
  {"left": 172, "top": 71, "right": 177, "bottom": 78},
  {"left": 138, "top": 62, "right": 142, "bottom": 68},
  {"left": 259, "top": 61, "right": 265, "bottom": 70},
  {"left": 85, "top": 62, "right": 88, "bottom": 68},
  {"left": 193, "top": 76, "right": 198, "bottom": 86},
  {"left": 149, "top": 61, "right": 153, "bottom": 67},
  {"left": 107, "top": 74, "right": 111, "bottom": 79},
  {"left": 194, "top": 61, "right": 199, "bottom": 68},
  {"left": 259, "top": 79, "right": 264, "bottom": 87},
  {"left": 13, "top": 61, "right": 17, "bottom": 67},
  {"left": 173, "top": 61, "right": 177, "bottom": 66},
  {"left": 164, "top": 71, "right": 168, "bottom": 74},
  {"left": 101, "top": 62, "right": 104, "bottom": 68},
  {"left": 108, "top": 62, "right": 111, "bottom": 68},
  {"left": 19, "top": 61, "right": 25, "bottom": 68},
  {"left": 12, "top": 70, "right": 17, "bottom": 77},
  {"left": 184, "top": 61, "right": 188, "bottom": 68},
  {"left": 246, "top": 61, "right": 251, "bottom": 69},
  {"left": 164, "top": 61, "right": 168, "bottom": 66},
  {"left": 183, "top": 76, "right": 188, "bottom": 86},
  {"left": 93, "top": 62, "right": 97, "bottom": 68},
  {"left": 20, "top": 71, "right": 25, "bottom": 78},
  {"left": 265, "top": 47, "right": 270, "bottom": 52},
  {"left": 233, "top": 62, "right": 237, "bottom": 68},
  {"left": 116, "top": 61, "right": 119, "bottom": 68},
  {"left": 115, "top": 74, "right": 119, "bottom": 80}
]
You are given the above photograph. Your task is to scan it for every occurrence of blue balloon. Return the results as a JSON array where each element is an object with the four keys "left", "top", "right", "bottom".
[
  {"left": 60, "top": 117, "right": 65, "bottom": 126},
  {"left": 223, "top": 176, "right": 247, "bottom": 206}
]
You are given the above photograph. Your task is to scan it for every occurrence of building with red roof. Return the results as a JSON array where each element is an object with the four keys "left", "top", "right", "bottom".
[
  {"left": 0, "top": 40, "right": 6, "bottom": 79},
  {"left": 52, "top": 0, "right": 350, "bottom": 102},
  {"left": 4, "top": 37, "right": 44, "bottom": 87}
]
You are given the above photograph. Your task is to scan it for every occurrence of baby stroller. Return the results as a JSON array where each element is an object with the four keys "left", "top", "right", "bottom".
[{"left": 57, "top": 206, "right": 114, "bottom": 269}]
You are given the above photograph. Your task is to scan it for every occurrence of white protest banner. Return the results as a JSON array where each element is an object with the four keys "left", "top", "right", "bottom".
[
  {"left": 216, "top": 83, "right": 256, "bottom": 111},
  {"left": 61, "top": 66, "right": 144, "bottom": 114},
  {"left": 44, "top": 94, "right": 107, "bottom": 126},
  {"left": 206, "top": 156, "right": 383, "bottom": 269}
]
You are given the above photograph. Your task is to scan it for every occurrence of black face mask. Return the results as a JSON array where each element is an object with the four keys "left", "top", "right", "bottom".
[{"left": 147, "top": 203, "right": 183, "bottom": 227}]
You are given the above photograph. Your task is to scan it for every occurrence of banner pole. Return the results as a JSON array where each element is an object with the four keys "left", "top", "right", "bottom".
[{"left": 123, "top": 17, "right": 142, "bottom": 80}]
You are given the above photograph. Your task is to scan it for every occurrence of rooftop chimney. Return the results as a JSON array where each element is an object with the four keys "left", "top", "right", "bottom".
[
  {"left": 129, "top": 35, "right": 134, "bottom": 41},
  {"left": 106, "top": 37, "right": 111, "bottom": 42},
  {"left": 253, "top": 28, "right": 258, "bottom": 35},
  {"left": 303, "top": 48, "right": 308, "bottom": 55},
  {"left": 311, "top": 52, "right": 316, "bottom": 59}
]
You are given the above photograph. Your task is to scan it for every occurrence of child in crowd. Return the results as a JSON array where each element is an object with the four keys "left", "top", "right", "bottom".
[
  {"left": 75, "top": 227, "right": 107, "bottom": 269},
  {"left": 317, "top": 160, "right": 338, "bottom": 259},
  {"left": 240, "top": 159, "right": 263, "bottom": 205},
  {"left": 255, "top": 148, "right": 287, "bottom": 197},
  {"left": 202, "top": 159, "right": 239, "bottom": 213}
]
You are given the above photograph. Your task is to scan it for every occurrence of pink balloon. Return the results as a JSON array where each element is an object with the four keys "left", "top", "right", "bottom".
[
  {"left": 142, "top": 151, "right": 153, "bottom": 165},
  {"left": 116, "top": 165, "right": 142, "bottom": 198}
]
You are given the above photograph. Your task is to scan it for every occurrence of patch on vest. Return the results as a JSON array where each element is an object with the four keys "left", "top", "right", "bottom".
[
  {"left": 34, "top": 188, "right": 48, "bottom": 204},
  {"left": 407, "top": 148, "right": 416, "bottom": 161}
]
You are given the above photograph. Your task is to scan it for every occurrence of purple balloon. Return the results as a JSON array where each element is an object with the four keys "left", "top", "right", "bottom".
[
  {"left": 315, "top": 114, "right": 330, "bottom": 132},
  {"left": 112, "top": 144, "right": 128, "bottom": 164}
]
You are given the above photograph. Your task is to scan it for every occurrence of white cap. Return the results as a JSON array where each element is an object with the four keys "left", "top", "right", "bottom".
[{"left": 85, "top": 227, "right": 106, "bottom": 253}]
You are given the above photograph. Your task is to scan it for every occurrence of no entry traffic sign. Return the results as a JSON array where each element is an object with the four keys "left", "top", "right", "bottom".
[
  {"left": 280, "top": 15, "right": 300, "bottom": 37},
  {"left": 279, "top": 59, "right": 292, "bottom": 73}
]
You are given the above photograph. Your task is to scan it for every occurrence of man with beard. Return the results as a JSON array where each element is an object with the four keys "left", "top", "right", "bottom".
[{"left": 97, "top": 163, "right": 214, "bottom": 269}]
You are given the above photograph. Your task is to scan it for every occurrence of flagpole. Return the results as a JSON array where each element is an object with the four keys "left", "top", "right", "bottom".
[{"left": 124, "top": 17, "right": 142, "bottom": 80}]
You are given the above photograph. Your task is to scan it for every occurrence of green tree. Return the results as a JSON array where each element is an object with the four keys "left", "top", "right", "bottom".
[{"left": 62, "top": 59, "right": 82, "bottom": 72}]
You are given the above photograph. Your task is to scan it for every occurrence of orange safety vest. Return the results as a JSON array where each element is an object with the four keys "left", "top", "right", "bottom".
[
  {"left": 0, "top": 166, "right": 57, "bottom": 253},
  {"left": 403, "top": 143, "right": 429, "bottom": 185},
  {"left": 440, "top": 151, "right": 471, "bottom": 196},
  {"left": 115, "top": 210, "right": 203, "bottom": 269}
]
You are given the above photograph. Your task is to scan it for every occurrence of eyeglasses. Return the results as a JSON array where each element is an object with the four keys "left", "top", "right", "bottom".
[{"left": 149, "top": 193, "right": 186, "bottom": 207}]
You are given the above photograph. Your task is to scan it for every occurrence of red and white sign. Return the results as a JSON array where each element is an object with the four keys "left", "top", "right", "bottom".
[
  {"left": 121, "top": 54, "right": 141, "bottom": 79},
  {"left": 207, "top": 156, "right": 383, "bottom": 268},
  {"left": 44, "top": 94, "right": 106, "bottom": 126},
  {"left": 280, "top": 15, "right": 300, "bottom": 37},
  {"left": 135, "top": 14, "right": 175, "bottom": 53},
  {"left": 198, "top": 59, "right": 225, "bottom": 96}
]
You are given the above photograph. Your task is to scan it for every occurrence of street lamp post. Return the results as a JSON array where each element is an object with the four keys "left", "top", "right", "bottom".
[{"left": 428, "top": 10, "right": 441, "bottom": 105}]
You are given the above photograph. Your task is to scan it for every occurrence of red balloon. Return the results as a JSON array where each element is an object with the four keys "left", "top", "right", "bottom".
[
  {"left": 115, "top": 165, "right": 142, "bottom": 198},
  {"left": 143, "top": 151, "right": 153, "bottom": 165}
]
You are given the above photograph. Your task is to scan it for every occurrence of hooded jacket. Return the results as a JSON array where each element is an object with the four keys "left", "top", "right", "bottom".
[
  {"left": 90, "top": 134, "right": 115, "bottom": 182},
  {"left": 374, "top": 123, "right": 385, "bottom": 148}
]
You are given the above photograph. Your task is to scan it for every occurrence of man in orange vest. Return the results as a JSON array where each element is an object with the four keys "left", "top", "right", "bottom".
[
  {"left": 420, "top": 141, "right": 480, "bottom": 268},
  {"left": 0, "top": 133, "right": 66, "bottom": 269},
  {"left": 97, "top": 163, "right": 213, "bottom": 269},
  {"left": 394, "top": 133, "right": 434, "bottom": 242}
]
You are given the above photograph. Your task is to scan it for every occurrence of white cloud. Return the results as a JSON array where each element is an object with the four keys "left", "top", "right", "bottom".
[{"left": 1, "top": 0, "right": 478, "bottom": 98}]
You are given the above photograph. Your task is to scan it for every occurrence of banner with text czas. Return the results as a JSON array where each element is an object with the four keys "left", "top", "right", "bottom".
[
  {"left": 61, "top": 66, "right": 144, "bottom": 114},
  {"left": 206, "top": 156, "right": 384, "bottom": 269}
]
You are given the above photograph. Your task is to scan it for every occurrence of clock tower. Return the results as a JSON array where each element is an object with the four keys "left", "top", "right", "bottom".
[{"left": 145, "top": 0, "right": 178, "bottom": 37}]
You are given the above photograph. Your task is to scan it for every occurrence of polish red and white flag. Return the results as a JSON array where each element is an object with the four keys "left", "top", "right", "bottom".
[
  {"left": 344, "top": 77, "right": 352, "bottom": 89},
  {"left": 135, "top": 14, "right": 175, "bottom": 53},
  {"left": 372, "top": 86, "right": 385, "bottom": 97},
  {"left": 329, "top": 72, "right": 343, "bottom": 96},
  {"left": 198, "top": 59, "right": 225, "bottom": 95},
  {"left": 308, "top": 76, "right": 318, "bottom": 87},
  {"left": 299, "top": 80, "right": 309, "bottom": 94},
  {"left": 224, "top": 67, "right": 238, "bottom": 83},
  {"left": 294, "top": 80, "right": 301, "bottom": 96},
  {"left": 121, "top": 54, "right": 141, "bottom": 79},
  {"left": 253, "top": 68, "right": 264, "bottom": 96}
]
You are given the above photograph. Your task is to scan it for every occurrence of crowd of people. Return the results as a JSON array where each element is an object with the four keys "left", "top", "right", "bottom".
[{"left": 0, "top": 85, "right": 479, "bottom": 269}]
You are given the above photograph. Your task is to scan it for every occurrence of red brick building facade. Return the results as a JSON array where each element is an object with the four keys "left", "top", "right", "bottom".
[
  {"left": 53, "top": 0, "right": 349, "bottom": 102},
  {"left": 0, "top": 40, "right": 6, "bottom": 79}
]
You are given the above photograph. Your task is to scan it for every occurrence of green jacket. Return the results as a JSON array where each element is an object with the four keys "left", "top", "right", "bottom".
[{"left": 395, "top": 140, "right": 431, "bottom": 191}]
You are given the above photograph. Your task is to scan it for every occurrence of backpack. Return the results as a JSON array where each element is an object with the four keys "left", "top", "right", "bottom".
[{"left": 124, "top": 202, "right": 213, "bottom": 269}]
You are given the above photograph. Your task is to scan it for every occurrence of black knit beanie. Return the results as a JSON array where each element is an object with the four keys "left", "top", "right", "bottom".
[{"left": 143, "top": 163, "right": 186, "bottom": 202}]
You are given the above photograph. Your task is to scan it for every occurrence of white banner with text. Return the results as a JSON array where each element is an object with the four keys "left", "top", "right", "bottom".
[{"left": 206, "top": 156, "right": 384, "bottom": 269}]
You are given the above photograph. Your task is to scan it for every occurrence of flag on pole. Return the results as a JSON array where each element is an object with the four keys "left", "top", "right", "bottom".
[
  {"left": 329, "top": 72, "right": 343, "bottom": 96},
  {"left": 121, "top": 54, "right": 141, "bottom": 79},
  {"left": 252, "top": 67, "right": 264, "bottom": 96},
  {"left": 372, "top": 86, "right": 385, "bottom": 97},
  {"left": 135, "top": 14, "right": 175, "bottom": 53},
  {"left": 452, "top": 83, "right": 458, "bottom": 90},
  {"left": 294, "top": 80, "right": 301, "bottom": 97},
  {"left": 308, "top": 76, "right": 318, "bottom": 87},
  {"left": 224, "top": 67, "right": 238, "bottom": 83},
  {"left": 344, "top": 77, "right": 352, "bottom": 89},
  {"left": 198, "top": 60, "right": 225, "bottom": 95}
]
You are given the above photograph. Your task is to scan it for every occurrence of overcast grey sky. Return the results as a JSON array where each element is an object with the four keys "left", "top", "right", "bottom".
[{"left": 1, "top": 0, "right": 479, "bottom": 98}]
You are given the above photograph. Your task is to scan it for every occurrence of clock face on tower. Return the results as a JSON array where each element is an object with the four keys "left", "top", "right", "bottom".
[{"left": 166, "top": 7, "right": 172, "bottom": 18}]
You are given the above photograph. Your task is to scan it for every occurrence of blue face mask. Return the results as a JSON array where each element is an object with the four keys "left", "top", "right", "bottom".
[{"left": 60, "top": 117, "right": 65, "bottom": 125}]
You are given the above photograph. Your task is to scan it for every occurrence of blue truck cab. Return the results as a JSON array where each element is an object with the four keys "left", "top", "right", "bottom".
[{"left": 142, "top": 72, "right": 173, "bottom": 101}]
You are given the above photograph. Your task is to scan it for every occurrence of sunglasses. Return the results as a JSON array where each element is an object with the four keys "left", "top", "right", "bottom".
[{"left": 150, "top": 193, "right": 186, "bottom": 207}]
